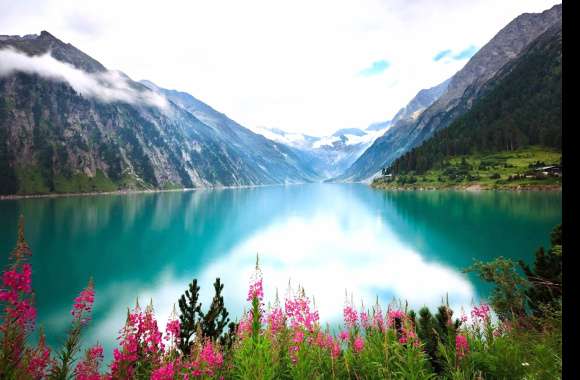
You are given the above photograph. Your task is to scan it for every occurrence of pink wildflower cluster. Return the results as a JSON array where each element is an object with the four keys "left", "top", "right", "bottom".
[
  {"left": 343, "top": 305, "right": 358, "bottom": 328},
  {"left": 266, "top": 306, "right": 285, "bottom": 334},
  {"left": 372, "top": 304, "right": 386, "bottom": 331},
  {"left": 360, "top": 310, "right": 370, "bottom": 329},
  {"left": 471, "top": 304, "right": 491, "bottom": 323},
  {"left": 71, "top": 282, "right": 95, "bottom": 325},
  {"left": 285, "top": 288, "right": 319, "bottom": 332},
  {"left": 387, "top": 309, "right": 405, "bottom": 328},
  {"left": 142, "top": 340, "right": 224, "bottom": 379},
  {"left": 198, "top": 340, "right": 224, "bottom": 375},
  {"left": 164, "top": 312, "right": 181, "bottom": 348},
  {"left": 74, "top": 344, "right": 104, "bottom": 380},
  {"left": 237, "top": 312, "right": 253, "bottom": 338},
  {"left": 151, "top": 362, "right": 175, "bottom": 380},
  {"left": 247, "top": 265, "right": 264, "bottom": 302},
  {"left": 25, "top": 333, "right": 53, "bottom": 379},
  {"left": 110, "top": 304, "right": 165, "bottom": 378},
  {"left": 353, "top": 336, "right": 364, "bottom": 353},
  {"left": 455, "top": 334, "right": 469, "bottom": 359},
  {"left": 0, "top": 263, "right": 36, "bottom": 331}
]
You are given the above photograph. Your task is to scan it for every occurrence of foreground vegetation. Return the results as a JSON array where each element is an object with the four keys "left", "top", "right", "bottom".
[
  {"left": 0, "top": 218, "right": 562, "bottom": 379},
  {"left": 372, "top": 147, "right": 561, "bottom": 190}
]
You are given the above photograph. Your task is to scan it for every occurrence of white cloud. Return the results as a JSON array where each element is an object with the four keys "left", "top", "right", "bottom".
[
  {"left": 0, "top": 48, "right": 169, "bottom": 109},
  {"left": 0, "top": 0, "right": 560, "bottom": 135}
]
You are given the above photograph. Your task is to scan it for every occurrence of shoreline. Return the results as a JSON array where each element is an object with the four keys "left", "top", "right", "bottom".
[
  {"left": 370, "top": 182, "right": 562, "bottom": 192},
  {"left": 0, "top": 182, "right": 312, "bottom": 201},
  {"left": 0, "top": 181, "right": 562, "bottom": 201}
]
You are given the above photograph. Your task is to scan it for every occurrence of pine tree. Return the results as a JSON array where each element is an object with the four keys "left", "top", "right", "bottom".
[
  {"left": 201, "top": 278, "right": 231, "bottom": 343},
  {"left": 177, "top": 279, "right": 203, "bottom": 355},
  {"left": 519, "top": 224, "right": 562, "bottom": 317},
  {"left": 177, "top": 278, "right": 235, "bottom": 354}
]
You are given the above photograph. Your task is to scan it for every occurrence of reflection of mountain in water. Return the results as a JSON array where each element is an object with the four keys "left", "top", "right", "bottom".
[{"left": 371, "top": 190, "right": 562, "bottom": 269}]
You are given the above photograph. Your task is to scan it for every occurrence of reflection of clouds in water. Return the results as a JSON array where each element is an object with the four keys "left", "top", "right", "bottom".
[
  {"left": 198, "top": 213, "right": 478, "bottom": 326},
  {"left": 86, "top": 268, "right": 195, "bottom": 346},
  {"left": 50, "top": 185, "right": 481, "bottom": 358}
]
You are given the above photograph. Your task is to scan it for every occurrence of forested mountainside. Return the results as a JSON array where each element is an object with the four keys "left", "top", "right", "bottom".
[
  {"left": 386, "top": 21, "right": 561, "bottom": 176},
  {"left": 338, "top": 4, "right": 562, "bottom": 182},
  {"left": 0, "top": 32, "right": 319, "bottom": 195}
]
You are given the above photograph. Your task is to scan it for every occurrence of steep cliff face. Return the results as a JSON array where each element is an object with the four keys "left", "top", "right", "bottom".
[
  {"left": 0, "top": 32, "right": 319, "bottom": 194},
  {"left": 340, "top": 4, "right": 562, "bottom": 182}
]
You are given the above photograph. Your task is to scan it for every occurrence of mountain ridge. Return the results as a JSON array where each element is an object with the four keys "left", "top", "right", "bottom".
[
  {"left": 0, "top": 33, "right": 320, "bottom": 194},
  {"left": 338, "top": 3, "right": 562, "bottom": 182}
]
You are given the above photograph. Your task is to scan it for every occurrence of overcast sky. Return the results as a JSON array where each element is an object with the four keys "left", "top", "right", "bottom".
[{"left": 0, "top": 0, "right": 560, "bottom": 136}]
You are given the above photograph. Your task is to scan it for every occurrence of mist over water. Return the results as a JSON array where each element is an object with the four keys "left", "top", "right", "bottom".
[{"left": 0, "top": 184, "right": 561, "bottom": 361}]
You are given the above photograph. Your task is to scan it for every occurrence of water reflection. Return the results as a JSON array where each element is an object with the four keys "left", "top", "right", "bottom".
[{"left": 0, "top": 184, "right": 561, "bottom": 363}]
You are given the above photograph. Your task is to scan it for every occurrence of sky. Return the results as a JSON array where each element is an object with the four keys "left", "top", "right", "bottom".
[{"left": 0, "top": 0, "right": 560, "bottom": 136}]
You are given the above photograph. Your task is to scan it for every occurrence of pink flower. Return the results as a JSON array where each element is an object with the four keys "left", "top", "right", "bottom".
[
  {"left": 237, "top": 314, "right": 252, "bottom": 338},
  {"left": 353, "top": 336, "right": 364, "bottom": 353},
  {"left": 110, "top": 303, "right": 164, "bottom": 378},
  {"left": 164, "top": 316, "right": 180, "bottom": 347},
  {"left": 247, "top": 277, "right": 264, "bottom": 302},
  {"left": 151, "top": 362, "right": 175, "bottom": 380},
  {"left": 343, "top": 305, "right": 358, "bottom": 328},
  {"left": 360, "top": 311, "right": 369, "bottom": 329},
  {"left": 74, "top": 344, "right": 104, "bottom": 380},
  {"left": 456, "top": 334, "right": 469, "bottom": 359},
  {"left": 267, "top": 306, "right": 285, "bottom": 334},
  {"left": 71, "top": 282, "right": 95, "bottom": 325},
  {"left": 471, "top": 304, "right": 491, "bottom": 323},
  {"left": 387, "top": 309, "right": 405, "bottom": 328},
  {"left": 285, "top": 289, "right": 319, "bottom": 332},
  {"left": 0, "top": 263, "right": 36, "bottom": 331},
  {"left": 330, "top": 339, "right": 341, "bottom": 358},
  {"left": 200, "top": 340, "right": 224, "bottom": 369},
  {"left": 339, "top": 330, "right": 349, "bottom": 341},
  {"left": 292, "top": 328, "right": 305, "bottom": 344},
  {"left": 247, "top": 262, "right": 264, "bottom": 302},
  {"left": 372, "top": 306, "right": 385, "bottom": 331},
  {"left": 26, "top": 333, "right": 52, "bottom": 379}
]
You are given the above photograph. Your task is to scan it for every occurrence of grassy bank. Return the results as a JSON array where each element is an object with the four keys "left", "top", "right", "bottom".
[{"left": 372, "top": 146, "right": 562, "bottom": 191}]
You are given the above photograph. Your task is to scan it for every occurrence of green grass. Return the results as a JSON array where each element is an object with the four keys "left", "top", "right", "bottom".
[
  {"left": 15, "top": 166, "right": 50, "bottom": 194},
  {"left": 52, "top": 170, "right": 118, "bottom": 193},
  {"left": 14, "top": 166, "right": 150, "bottom": 195},
  {"left": 373, "top": 146, "right": 562, "bottom": 190}
]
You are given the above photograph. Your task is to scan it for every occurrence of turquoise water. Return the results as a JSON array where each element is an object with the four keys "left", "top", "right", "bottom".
[{"left": 0, "top": 184, "right": 561, "bottom": 359}]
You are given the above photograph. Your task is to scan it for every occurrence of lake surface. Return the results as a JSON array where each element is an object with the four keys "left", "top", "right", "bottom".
[{"left": 0, "top": 184, "right": 561, "bottom": 359}]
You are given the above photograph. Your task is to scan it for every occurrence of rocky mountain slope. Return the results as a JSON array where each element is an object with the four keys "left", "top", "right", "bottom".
[
  {"left": 252, "top": 125, "right": 390, "bottom": 179},
  {"left": 387, "top": 20, "right": 562, "bottom": 176},
  {"left": 0, "top": 32, "right": 319, "bottom": 194},
  {"left": 339, "top": 3, "right": 562, "bottom": 182}
]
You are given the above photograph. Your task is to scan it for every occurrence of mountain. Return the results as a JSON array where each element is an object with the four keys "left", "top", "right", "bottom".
[
  {"left": 339, "top": 4, "right": 562, "bottom": 182},
  {"left": 0, "top": 32, "right": 319, "bottom": 195},
  {"left": 332, "top": 128, "right": 366, "bottom": 137},
  {"left": 139, "top": 80, "right": 320, "bottom": 180},
  {"left": 387, "top": 21, "right": 561, "bottom": 175},
  {"left": 366, "top": 121, "right": 391, "bottom": 132},
  {"left": 252, "top": 125, "right": 390, "bottom": 178},
  {"left": 389, "top": 77, "right": 451, "bottom": 126}
]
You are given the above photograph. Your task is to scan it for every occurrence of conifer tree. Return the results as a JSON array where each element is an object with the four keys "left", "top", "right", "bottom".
[
  {"left": 177, "top": 279, "right": 202, "bottom": 355},
  {"left": 201, "top": 278, "right": 231, "bottom": 343},
  {"left": 177, "top": 277, "right": 235, "bottom": 354},
  {"left": 519, "top": 224, "right": 562, "bottom": 317}
]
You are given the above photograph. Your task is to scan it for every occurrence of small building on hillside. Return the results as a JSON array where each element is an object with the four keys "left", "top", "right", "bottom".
[{"left": 534, "top": 165, "right": 562, "bottom": 176}]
